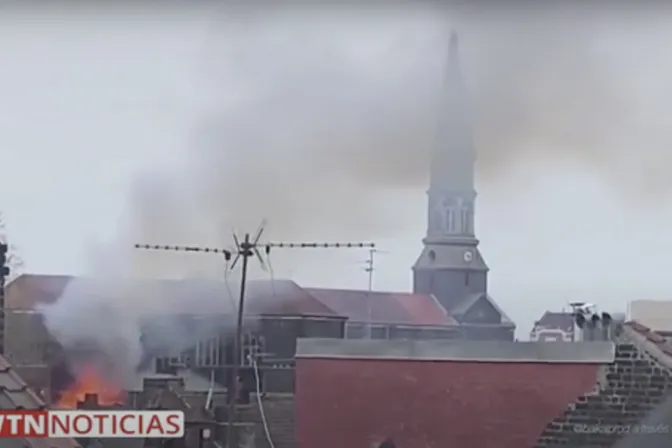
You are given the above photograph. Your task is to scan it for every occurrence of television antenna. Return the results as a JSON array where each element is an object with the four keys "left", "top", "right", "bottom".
[
  {"left": 362, "top": 248, "right": 389, "bottom": 338},
  {"left": 135, "top": 219, "right": 375, "bottom": 447}
]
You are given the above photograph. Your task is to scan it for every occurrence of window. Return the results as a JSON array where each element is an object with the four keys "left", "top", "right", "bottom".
[
  {"left": 196, "top": 335, "right": 221, "bottom": 367},
  {"left": 242, "top": 332, "right": 263, "bottom": 366},
  {"left": 465, "top": 272, "right": 470, "bottom": 286},
  {"left": 345, "top": 323, "right": 366, "bottom": 339},
  {"left": 370, "top": 325, "right": 388, "bottom": 339},
  {"left": 446, "top": 209, "right": 455, "bottom": 233}
]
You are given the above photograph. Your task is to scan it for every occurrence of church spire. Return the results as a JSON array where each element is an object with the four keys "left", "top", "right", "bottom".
[
  {"left": 429, "top": 30, "right": 475, "bottom": 199},
  {"left": 448, "top": 31, "right": 460, "bottom": 76}
]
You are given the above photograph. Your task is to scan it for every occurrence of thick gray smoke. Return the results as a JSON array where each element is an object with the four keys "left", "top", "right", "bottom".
[{"left": 37, "top": 5, "right": 672, "bottom": 381}]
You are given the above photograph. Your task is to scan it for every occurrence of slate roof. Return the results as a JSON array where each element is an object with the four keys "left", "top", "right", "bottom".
[
  {"left": 450, "top": 292, "right": 515, "bottom": 325},
  {"left": 533, "top": 311, "right": 575, "bottom": 332},
  {"left": 0, "top": 354, "right": 79, "bottom": 448},
  {"left": 303, "top": 287, "right": 456, "bottom": 326}
]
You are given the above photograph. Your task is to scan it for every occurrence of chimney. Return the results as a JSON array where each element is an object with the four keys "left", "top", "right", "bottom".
[
  {"left": 601, "top": 312, "right": 613, "bottom": 340},
  {"left": 77, "top": 393, "right": 100, "bottom": 410}
]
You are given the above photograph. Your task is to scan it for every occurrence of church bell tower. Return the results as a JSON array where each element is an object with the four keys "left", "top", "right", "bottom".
[{"left": 412, "top": 32, "right": 489, "bottom": 313}]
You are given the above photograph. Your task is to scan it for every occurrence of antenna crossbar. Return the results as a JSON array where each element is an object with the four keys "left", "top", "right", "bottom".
[{"left": 134, "top": 222, "right": 375, "bottom": 448}]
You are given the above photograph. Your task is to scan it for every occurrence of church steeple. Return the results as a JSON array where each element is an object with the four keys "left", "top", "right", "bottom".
[
  {"left": 426, "top": 30, "right": 477, "bottom": 242},
  {"left": 412, "top": 32, "right": 514, "bottom": 340},
  {"left": 413, "top": 31, "right": 489, "bottom": 313}
]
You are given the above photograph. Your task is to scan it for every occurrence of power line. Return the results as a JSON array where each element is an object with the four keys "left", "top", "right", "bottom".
[{"left": 135, "top": 222, "right": 374, "bottom": 447}]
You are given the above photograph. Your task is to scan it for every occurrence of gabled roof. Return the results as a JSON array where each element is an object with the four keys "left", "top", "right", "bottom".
[
  {"left": 303, "top": 288, "right": 456, "bottom": 327},
  {"left": 0, "top": 354, "right": 79, "bottom": 448},
  {"left": 533, "top": 311, "right": 574, "bottom": 333},
  {"left": 449, "top": 293, "right": 514, "bottom": 325},
  {"left": 8, "top": 274, "right": 456, "bottom": 327},
  {"left": 7, "top": 274, "right": 340, "bottom": 318}
]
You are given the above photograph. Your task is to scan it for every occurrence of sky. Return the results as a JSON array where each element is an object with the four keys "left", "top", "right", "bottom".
[{"left": 2, "top": 4, "right": 672, "bottom": 339}]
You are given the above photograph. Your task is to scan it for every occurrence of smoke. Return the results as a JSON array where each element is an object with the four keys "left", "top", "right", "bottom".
[{"left": 34, "top": 4, "right": 672, "bottom": 380}]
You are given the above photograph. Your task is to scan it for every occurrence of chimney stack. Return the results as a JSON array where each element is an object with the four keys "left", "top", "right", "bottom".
[
  {"left": 573, "top": 306, "right": 617, "bottom": 342},
  {"left": 77, "top": 393, "right": 100, "bottom": 410}
]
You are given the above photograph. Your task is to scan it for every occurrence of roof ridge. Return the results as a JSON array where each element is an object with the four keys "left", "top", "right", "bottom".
[{"left": 304, "top": 286, "right": 431, "bottom": 297}]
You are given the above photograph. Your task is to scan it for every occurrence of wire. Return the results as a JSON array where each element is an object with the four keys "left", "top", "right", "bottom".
[
  {"left": 223, "top": 259, "right": 237, "bottom": 311},
  {"left": 252, "top": 358, "right": 275, "bottom": 448},
  {"left": 265, "top": 252, "right": 277, "bottom": 298}
]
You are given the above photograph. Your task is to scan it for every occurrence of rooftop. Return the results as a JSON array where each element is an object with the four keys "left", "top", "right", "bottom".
[
  {"left": 295, "top": 338, "right": 615, "bottom": 363},
  {"left": 0, "top": 354, "right": 79, "bottom": 448}
]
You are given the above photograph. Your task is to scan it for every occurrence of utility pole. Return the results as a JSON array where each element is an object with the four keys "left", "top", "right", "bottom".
[
  {"left": 364, "top": 248, "right": 375, "bottom": 339},
  {"left": 135, "top": 224, "right": 374, "bottom": 447},
  {"left": 0, "top": 242, "right": 8, "bottom": 355},
  {"left": 363, "top": 248, "right": 388, "bottom": 339}
]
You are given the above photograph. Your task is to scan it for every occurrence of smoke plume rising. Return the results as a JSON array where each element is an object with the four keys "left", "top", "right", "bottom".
[{"left": 34, "top": 5, "right": 672, "bottom": 380}]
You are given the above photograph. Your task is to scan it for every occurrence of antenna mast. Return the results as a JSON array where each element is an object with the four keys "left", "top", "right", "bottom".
[{"left": 135, "top": 221, "right": 374, "bottom": 447}]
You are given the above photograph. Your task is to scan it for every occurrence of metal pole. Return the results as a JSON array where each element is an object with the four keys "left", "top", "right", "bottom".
[
  {"left": 0, "top": 243, "right": 8, "bottom": 355},
  {"left": 364, "top": 248, "right": 375, "bottom": 339},
  {"left": 226, "top": 233, "right": 251, "bottom": 448}
]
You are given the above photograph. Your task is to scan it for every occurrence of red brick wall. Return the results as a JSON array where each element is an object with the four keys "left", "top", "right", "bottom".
[{"left": 295, "top": 358, "right": 602, "bottom": 448}]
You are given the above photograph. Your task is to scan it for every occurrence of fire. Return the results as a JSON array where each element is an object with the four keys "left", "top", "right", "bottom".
[{"left": 55, "top": 366, "right": 125, "bottom": 409}]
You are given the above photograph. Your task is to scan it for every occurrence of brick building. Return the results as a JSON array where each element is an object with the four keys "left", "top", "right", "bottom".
[
  {"left": 236, "top": 321, "right": 672, "bottom": 448},
  {"left": 294, "top": 338, "right": 614, "bottom": 448},
  {"left": 3, "top": 273, "right": 458, "bottom": 398}
]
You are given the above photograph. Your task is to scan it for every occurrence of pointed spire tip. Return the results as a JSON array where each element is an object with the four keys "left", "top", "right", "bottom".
[
  {"left": 448, "top": 30, "right": 459, "bottom": 65},
  {"left": 449, "top": 30, "right": 459, "bottom": 48}
]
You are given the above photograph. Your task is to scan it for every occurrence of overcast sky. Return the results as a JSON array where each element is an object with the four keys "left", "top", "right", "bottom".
[{"left": 2, "top": 5, "right": 672, "bottom": 338}]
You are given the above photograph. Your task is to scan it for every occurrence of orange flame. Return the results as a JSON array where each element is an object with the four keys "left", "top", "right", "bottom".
[{"left": 55, "top": 366, "right": 125, "bottom": 409}]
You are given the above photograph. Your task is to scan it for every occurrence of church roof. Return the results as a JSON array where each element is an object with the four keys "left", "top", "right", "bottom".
[
  {"left": 449, "top": 292, "right": 514, "bottom": 325},
  {"left": 304, "top": 288, "right": 456, "bottom": 327},
  {"left": 7, "top": 274, "right": 452, "bottom": 327},
  {"left": 6, "top": 274, "right": 340, "bottom": 318}
]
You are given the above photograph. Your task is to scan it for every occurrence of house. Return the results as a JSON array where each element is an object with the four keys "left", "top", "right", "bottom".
[
  {"left": 530, "top": 311, "right": 575, "bottom": 342},
  {"left": 0, "top": 353, "right": 79, "bottom": 448}
]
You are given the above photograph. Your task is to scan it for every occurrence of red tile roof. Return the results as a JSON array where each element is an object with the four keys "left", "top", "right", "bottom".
[
  {"left": 9, "top": 274, "right": 454, "bottom": 326},
  {"left": 303, "top": 288, "right": 455, "bottom": 326},
  {"left": 295, "top": 356, "right": 602, "bottom": 448},
  {"left": 7, "top": 274, "right": 340, "bottom": 318}
]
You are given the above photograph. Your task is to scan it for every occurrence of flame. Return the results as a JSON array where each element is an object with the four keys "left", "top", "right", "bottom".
[{"left": 55, "top": 366, "right": 125, "bottom": 409}]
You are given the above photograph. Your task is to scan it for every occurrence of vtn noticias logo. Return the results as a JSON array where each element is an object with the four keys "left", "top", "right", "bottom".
[
  {"left": 0, "top": 410, "right": 185, "bottom": 438},
  {"left": 573, "top": 424, "right": 670, "bottom": 435}
]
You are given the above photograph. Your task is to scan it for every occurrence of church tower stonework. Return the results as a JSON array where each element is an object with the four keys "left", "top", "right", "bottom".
[{"left": 412, "top": 33, "right": 515, "bottom": 341}]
